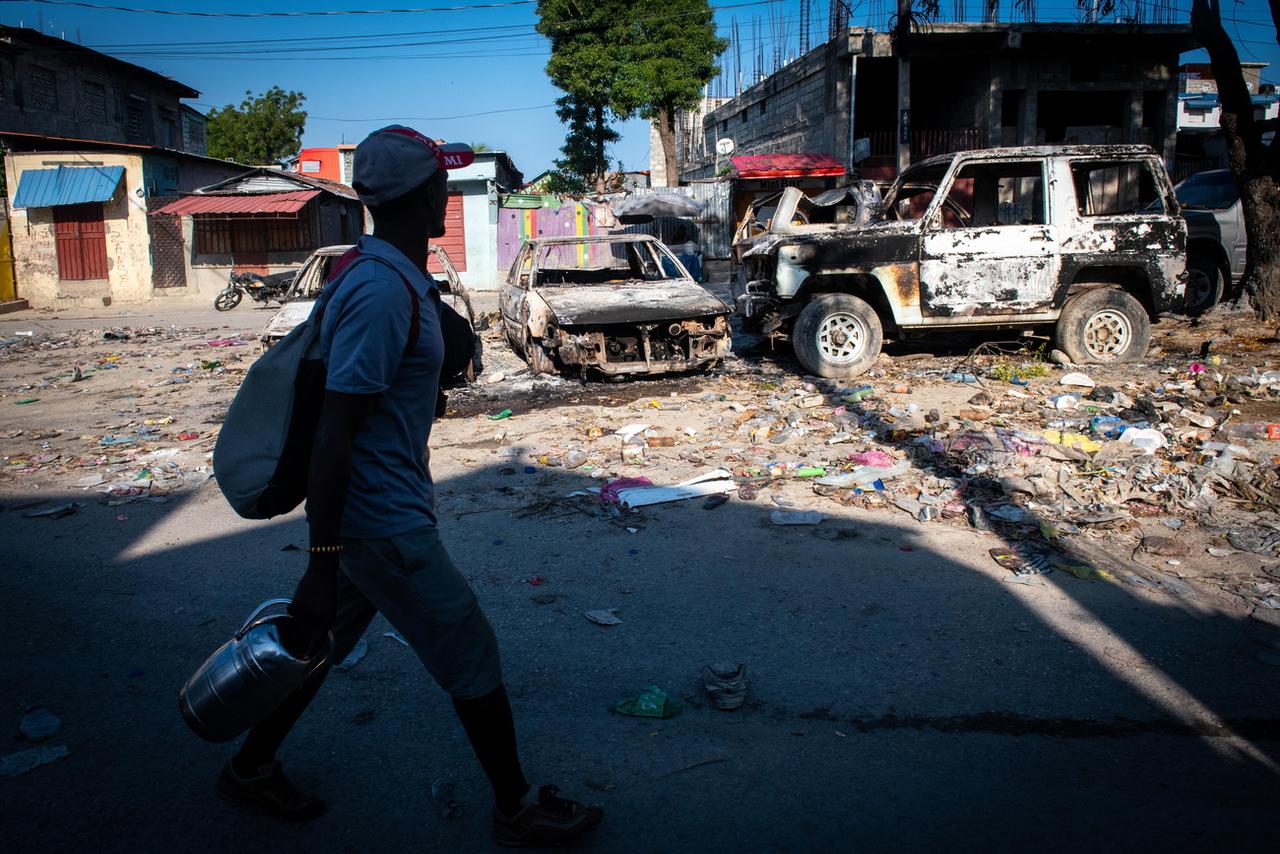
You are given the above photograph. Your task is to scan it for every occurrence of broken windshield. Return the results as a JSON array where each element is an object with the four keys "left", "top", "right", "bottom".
[
  {"left": 882, "top": 162, "right": 950, "bottom": 221},
  {"left": 535, "top": 239, "right": 687, "bottom": 286}
]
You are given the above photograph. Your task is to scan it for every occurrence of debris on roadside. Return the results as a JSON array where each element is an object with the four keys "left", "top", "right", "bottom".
[
  {"left": 701, "top": 662, "right": 747, "bottom": 710},
  {"left": 613, "top": 685, "right": 682, "bottom": 719}
]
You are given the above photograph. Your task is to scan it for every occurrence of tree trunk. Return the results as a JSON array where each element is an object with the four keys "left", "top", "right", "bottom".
[
  {"left": 1191, "top": 0, "right": 1280, "bottom": 319},
  {"left": 593, "top": 102, "right": 607, "bottom": 194},
  {"left": 656, "top": 102, "right": 679, "bottom": 188}
]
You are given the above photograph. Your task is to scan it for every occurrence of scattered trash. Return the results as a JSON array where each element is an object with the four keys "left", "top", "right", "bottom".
[
  {"left": 701, "top": 662, "right": 747, "bottom": 710},
  {"left": 703, "top": 494, "right": 729, "bottom": 510},
  {"left": 1, "top": 744, "right": 69, "bottom": 777},
  {"left": 21, "top": 503, "right": 80, "bottom": 519},
  {"left": 1060, "top": 372, "right": 1096, "bottom": 389},
  {"left": 583, "top": 608, "right": 623, "bottom": 627},
  {"left": 14, "top": 398, "right": 38, "bottom": 405},
  {"left": 19, "top": 708, "right": 61, "bottom": 742},
  {"left": 334, "top": 638, "right": 368, "bottom": 671},
  {"left": 383, "top": 630, "right": 410, "bottom": 647},
  {"left": 488, "top": 408, "right": 513, "bottom": 421},
  {"left": 602, "top": 470, "right": 734, "bottom": 508},
  {"left": 614, "top": 686, "right": 682, "bottom": 718},
  {"left": 1118, "top": 427, "right": 1166, "bottom": 455}
]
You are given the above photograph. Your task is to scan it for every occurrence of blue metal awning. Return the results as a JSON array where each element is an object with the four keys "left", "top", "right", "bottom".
[{"left": 12, "top": 165, "right": 125, "bottom": 209}]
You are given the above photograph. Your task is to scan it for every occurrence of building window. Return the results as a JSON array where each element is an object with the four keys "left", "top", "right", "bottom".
[
  {"left": 81, "top": 81, "right": 107, "bottom": 123},
  {"left": 193, "top": 216, "right": 314, "bottom": 255},
  {"left": 182, "top": 113, "right": 206, "bottom": 154},
  {"left": 29, "top": 65, "right": 59, "bottom": 112},
  {"left": 159, "top": 110, "right": 177, "bottom": 148},
  {"left": 54, "top": 203, "right": 109, "bottom": 281},
  {"left": 300, "top": 160, "right": 321, "bottom": 173},
  {"left": 126, "top": 97, "right": 148, "bottom": 142}
]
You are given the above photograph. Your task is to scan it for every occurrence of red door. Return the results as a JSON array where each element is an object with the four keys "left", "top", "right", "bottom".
[
  {"left": 54, "top": 204, "right": 109, "bottom": 281},
  {"left": 428, "top": 191, "right": 467, "bottom": 273}
]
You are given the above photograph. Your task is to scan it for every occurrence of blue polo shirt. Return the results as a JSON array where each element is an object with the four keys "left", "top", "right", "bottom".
[{"left": 316, "top": 236, "right": 444, "bottom": 539}]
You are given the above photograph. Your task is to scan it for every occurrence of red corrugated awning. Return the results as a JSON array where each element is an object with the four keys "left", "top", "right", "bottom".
[
  {"left": 157, "top": 190, "right": 319, "bottom": 215},
  {"left": 730, "top": 153, "right": 846, "bottom": 179}
]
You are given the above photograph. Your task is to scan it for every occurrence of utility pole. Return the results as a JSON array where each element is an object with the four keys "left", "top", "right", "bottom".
[{"left": 896, "top": 0, "right": 912, "bottom": 174}]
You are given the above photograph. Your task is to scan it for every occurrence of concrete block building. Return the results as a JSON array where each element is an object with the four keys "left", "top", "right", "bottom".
[{"left": 680, "top": 22, "right": 1196, "bottom": 185}]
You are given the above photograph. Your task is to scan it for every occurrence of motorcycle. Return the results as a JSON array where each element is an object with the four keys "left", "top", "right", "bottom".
[{"left": 214, "top": 269, "right": 298, "bottom": 311}]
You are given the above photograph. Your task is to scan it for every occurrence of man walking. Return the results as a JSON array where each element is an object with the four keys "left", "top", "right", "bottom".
[{"left": 215, "top": 126, "right": 603, "bottom": 847}]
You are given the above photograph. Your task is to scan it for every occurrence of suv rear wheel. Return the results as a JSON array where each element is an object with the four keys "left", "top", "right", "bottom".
[
  {"left": 1054, "top": 287, "right": 1151, "bottom": 364},
  {"left": 793, "top": 293, "right": 883, "bottom": 378}
]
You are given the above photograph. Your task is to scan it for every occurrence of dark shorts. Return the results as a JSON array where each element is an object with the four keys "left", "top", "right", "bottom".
[{"left": 328, "top": 525, "right": 503, "bottom": 700}]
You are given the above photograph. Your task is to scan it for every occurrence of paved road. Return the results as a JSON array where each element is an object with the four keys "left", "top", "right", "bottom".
[{"left": 1, "top": 306, "right": 1277, "bottom": 852}]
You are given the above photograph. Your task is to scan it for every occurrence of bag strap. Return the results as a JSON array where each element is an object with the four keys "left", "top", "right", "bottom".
[{"left": 315, "top": 249, "right": 420, "bottom": 356}]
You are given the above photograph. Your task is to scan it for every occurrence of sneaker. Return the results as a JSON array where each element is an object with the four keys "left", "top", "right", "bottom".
[
  {"left": 492, "top": 784, "right": 603, "bottom": 847},
  {"left": 216, "top": 760, "right": 326, "bottom": 821}
]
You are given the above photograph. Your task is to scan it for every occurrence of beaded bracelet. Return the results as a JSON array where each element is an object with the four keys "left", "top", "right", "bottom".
[{"left": 307, "top": 544, "right": 343, "bottom": 554}]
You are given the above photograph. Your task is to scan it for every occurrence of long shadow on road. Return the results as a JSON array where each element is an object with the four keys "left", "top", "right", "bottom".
[{"left": 1, "top": 451, "right": 1278, "bottom": 852}]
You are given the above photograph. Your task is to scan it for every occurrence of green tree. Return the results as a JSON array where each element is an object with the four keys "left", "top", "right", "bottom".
[
  {"left": 536, "top": 0, "right": 626, "bottom": 192},
  {"left": 206, "top": 87, "right": 307, "bottom": 166},
  {"left": 549, "top": 93, "right": 619, "bottom": 193},
  {"left": 611, "top": 0, "right": 728, "bottom": 187}
]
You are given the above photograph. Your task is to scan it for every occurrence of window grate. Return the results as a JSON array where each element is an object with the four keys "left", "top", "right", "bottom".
[
  {"left": 29, "top": 66, "right": 58, "bottom": 112},
  {"left": 81, "top": 81, "right": 107, "bottom": 123}
]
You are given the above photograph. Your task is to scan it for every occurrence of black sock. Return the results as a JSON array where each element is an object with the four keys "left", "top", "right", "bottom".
[{"left": 452, "top": 684, "right": 530, "bottom": 816}]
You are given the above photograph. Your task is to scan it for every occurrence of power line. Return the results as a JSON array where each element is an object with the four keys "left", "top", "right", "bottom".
[
  {"left": 3, "top": 0, "right": 539, "bottom": 16},
  {"left": 303, "top": 101, "right": 559, "bottom": 121}
]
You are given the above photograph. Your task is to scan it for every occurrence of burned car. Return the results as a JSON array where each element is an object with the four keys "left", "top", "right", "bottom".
[
  {"left": 733, "top": 145, "right": 1187, "bottom": 378},
  {"left": 260, "top": 244, "right": 483, "bottom": 380},
  {"left": 499, "top": 234, "right": 731, "bottom": 377}
]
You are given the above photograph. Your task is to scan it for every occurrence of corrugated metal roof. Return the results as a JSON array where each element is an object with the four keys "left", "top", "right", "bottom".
[
  {"left": 730, "top": 153, "right": 846, "bottom": 179},
  {"left": 157, "top": 190, "right": 319, "bottom": 216},
  {"left": 11, "top": 165, "right": 125, "bottom": 209}
]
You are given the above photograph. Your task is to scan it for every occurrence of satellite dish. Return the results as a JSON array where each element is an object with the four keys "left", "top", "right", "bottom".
[{"left": 715, "top": 138, "right": 735, "bottom": 155}]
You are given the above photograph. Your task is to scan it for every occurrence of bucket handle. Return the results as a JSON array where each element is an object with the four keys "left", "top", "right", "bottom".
[
  {"left": 233, "top": 598, "right": 335, "bottom": 668},
  {"left": 235, "top": 597, "right": 292, "bottom": 639}
]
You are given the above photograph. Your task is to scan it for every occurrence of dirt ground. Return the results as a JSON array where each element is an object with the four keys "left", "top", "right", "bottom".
[{"left": 1, "top": 299, "right": 1278, "bottom": 851}]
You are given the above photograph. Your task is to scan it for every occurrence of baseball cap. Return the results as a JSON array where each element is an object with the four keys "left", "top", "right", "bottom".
[{"left": 352, "top": 125, "right": 476, "bottom": 206}]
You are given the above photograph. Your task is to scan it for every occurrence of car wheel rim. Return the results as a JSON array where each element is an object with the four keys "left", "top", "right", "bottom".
[
  {"left": 817, "top": 312, "right": 866, "bottom": 364},
  {"left": 1186, "top": 269, "right": 1213, "bottom": 309},
  {"left": 1083, "top": 309, "right": 1132, "bottom": 359}
]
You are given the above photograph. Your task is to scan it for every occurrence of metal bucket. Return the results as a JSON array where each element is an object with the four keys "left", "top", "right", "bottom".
[{"left": 179, "top": 598, "right": 333, "bottom": 743}]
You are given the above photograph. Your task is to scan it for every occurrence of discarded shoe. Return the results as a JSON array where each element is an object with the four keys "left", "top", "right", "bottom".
[{"left": 701, "top": 662, "right": 747, "bottom": 711}]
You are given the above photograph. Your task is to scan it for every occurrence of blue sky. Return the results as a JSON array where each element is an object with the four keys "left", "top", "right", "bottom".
[{"left": 1, "top": 0, "right": 1276, "bottom": 179}]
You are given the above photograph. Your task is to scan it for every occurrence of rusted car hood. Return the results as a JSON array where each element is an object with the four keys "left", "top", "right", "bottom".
[{"left": 537, "top": 282, "right": 729, "bottom": 326}]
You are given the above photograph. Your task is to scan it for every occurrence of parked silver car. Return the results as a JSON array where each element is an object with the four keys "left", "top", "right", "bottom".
[
  {"left": 1177, "top": 169, "right": 1246, "bottom": 314},
  {"left": 260, "top": 244, "right": 482, "bottom": 380}
]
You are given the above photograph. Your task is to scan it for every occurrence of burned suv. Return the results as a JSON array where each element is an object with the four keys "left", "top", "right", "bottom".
[{"left": 733, "top": 145, "right": 1187, "bottom": 378}]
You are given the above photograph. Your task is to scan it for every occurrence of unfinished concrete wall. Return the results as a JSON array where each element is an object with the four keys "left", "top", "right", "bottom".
[{"left": 683, "top": 39, "right": 845, "bottom": 181}]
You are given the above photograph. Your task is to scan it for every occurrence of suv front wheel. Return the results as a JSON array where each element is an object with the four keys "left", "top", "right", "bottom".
[
  {"left": 793, "top": 293, "right": 883, "bottom": 378},
  {"left": 1054, "top": 287, "right": 1151, "bottom": 364}
]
